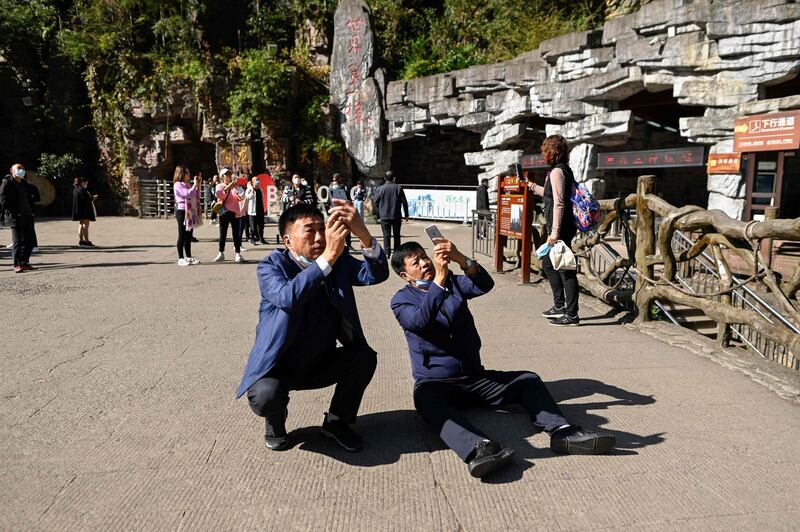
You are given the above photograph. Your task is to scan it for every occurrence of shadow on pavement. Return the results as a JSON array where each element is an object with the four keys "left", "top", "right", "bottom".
[{"left": 291, "top": 378, "right": 663, "bottom": 484}]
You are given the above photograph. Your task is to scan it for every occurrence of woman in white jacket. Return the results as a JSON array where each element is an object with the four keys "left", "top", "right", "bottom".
[{"left": 244, "top": 178, "right": 259, "bottom": 246}]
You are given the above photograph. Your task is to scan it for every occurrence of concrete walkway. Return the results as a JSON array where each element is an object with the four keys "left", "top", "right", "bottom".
[{"left": 1, "top": 217, "right": 798, "bottom": 531}]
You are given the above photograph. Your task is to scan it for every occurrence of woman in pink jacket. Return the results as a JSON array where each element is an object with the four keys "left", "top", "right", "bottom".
[
  {"left": 173, "top": 164, "right": 201, "bottom": 266},
  {"left": 213, "top": 168, "right": 246, "bottom": 263}
]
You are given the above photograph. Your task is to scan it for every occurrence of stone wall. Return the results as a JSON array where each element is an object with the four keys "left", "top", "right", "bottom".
[{"left": 374, "top": 0, "right": 800, "bottom": 218}]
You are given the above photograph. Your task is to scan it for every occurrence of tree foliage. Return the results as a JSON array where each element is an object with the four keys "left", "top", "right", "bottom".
[{"left": 1, "top": 0, "right": 610, "bottom": 184}]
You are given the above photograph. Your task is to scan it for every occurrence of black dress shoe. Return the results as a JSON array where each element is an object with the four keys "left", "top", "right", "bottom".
[
  {"left": 191, "top": 236, "right": 199, "bottom": 243},
  {"left": 550, "top": 426, "right": 615, "bottom": 455},
  {"left": 321, "top": 415, "right": 363, "bottom": 452},
  {"left": 264, "top": 409, "right": 289, "bottom": 451},
  {"left": 467, "top": 440, "right": 515, "bottom": 478},
  {"left": 542, "top": 306, "right": 565, "bottom": 319}
]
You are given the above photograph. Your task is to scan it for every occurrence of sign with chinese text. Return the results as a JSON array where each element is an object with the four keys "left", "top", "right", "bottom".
[
  {"left": 216, "top": 143, "right": 252, "bottom": 174},
  {"left": 597, "top": 147, "right": 705, "bottom": 169},
  {"left": 733, "top": 110, "right": 800, "bottom": 152},
  {"left": 707, "top": 153, "right": 742, "bottom": 174},
  {"left": 498, "top": 194, "right": 525, "bottom": 239},
  {"left": 501, "top": 176, "right": 522, "bottom": 193},
  {"left": 519, "top": 154, "right": 548, "bottom": 169}
]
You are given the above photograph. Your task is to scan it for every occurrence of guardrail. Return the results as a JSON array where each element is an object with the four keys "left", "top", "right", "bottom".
[{"left": 471, "top": 210, "right": 495, "bottom": 259}]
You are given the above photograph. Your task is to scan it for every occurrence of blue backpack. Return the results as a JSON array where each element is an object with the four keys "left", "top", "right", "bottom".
[{"left": 570, "top": 181, "right": 600, "bottom": 232}]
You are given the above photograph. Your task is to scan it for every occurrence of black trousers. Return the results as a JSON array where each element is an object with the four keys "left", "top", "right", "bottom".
[
  {"left": 248, "top": 214, "right": 265, "bottom": 243},
  {"left": 380, "top": 218, "right": 402, "bottom": 254},
  {"left": 218, "top": 211, "right": 242, "bottom": 253},
  {"left": 413, "top": 370, "right": 568, "bottom": 461},
  {"left": 175, "top": 209, "right": 193, "bottom": 259},
  {"left": 247, "top": 344, "right": 377, "bottom": 425},
  {"left": 541, "top": 253, "right": 579, "bottom": 317},
  {"left": 11, "top": 215, "right": 35, "bottom": 266}
]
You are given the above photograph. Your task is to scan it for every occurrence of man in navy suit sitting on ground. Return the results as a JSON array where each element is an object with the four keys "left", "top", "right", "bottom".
[
  {"left": 236, "top": 200, "right": 389, "bottom": 452},
  {"left": 390, "top": 239, "right": 615, "bottom": 478}
]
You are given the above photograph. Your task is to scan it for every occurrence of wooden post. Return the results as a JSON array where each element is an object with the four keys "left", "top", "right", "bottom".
[
  {"left": 494, "top": 216, "right": 504, "bottom": 273},
  {"left": 762, "top": 206, "right": 778, "bottom": 269},
  {"left": 520, "top": 186, "right": 533, "bottom": 284},
  {"left": 634, "top": 175, "right": 656, "bottom": 321},
  {"left": 711, "top": 244, "right": 732, "bottom": 347}
]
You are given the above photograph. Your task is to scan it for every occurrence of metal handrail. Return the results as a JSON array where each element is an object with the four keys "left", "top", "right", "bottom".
[
  {"left": 669, "top": 230, "right": 798, "bottom": 363},
  {"left": 671, "top": 230, "right": 800, "bottom": 333}
]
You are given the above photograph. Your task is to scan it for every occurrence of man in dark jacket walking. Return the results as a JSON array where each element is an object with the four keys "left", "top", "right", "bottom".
[
  {"left": 476, "top": 178, "right": 490, "bottom": 212},
  {"left": 0, "top": 163, "right": 39, "bottom": 272},
  {"left": 372, "top": 170, "right": 409, "bottom": 256}
]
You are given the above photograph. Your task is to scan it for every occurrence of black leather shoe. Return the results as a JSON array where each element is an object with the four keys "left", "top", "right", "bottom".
[
  {"left": 264, "top": 409, "right": 289, "bottom": 451},
  {"left": 467, "top": 440, "right": 515, "bottom": 478},
  {"left": 321, "top": 416, "right": 364, "bottom": 452},
  {"left": 542, "top": 306, "right": 565, "bottom": 319},
  {"left": 550, "top": 426, "right": 615, "bottom": 455},
  {"left": 549, "top": 314, "right": 580, "bottom": 327}
]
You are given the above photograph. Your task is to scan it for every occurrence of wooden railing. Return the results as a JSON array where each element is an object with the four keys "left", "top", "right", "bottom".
[{"left": 573, "top": 175, "right": 800, "bottom": 368}]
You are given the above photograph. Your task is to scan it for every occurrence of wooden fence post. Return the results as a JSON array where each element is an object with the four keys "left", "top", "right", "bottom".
[
  {"left": 635, "top": 175, "right": 656, "bottom": 321},
  {"left": 763, "top": 206, "right": 778, "bottom": 269}
]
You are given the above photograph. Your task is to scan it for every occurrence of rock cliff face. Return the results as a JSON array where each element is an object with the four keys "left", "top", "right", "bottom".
[
  {"left": 330, "top": 0, "right": 389, "bottom": 177},
  {"left": 374, "top": 0, "right": 800, "bottom": 218}
]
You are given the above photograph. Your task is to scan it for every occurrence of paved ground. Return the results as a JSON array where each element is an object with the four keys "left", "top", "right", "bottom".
[{"left": 1, "top": 217, "right": 799, "bottom": 531}]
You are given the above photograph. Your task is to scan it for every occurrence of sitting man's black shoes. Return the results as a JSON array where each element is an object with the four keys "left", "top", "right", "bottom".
[
  {"left": 550, "top": 425, "right": 615, "bottom": 455},
  {"left": 542, "top": 306, "right": 565, "bottom": 319},
  {"left": 321, "top": 414, "right": 364, "bottom": 452},
  {"left": 467, "top": 440, "right": 516, "bottom": 478},
  {"left": 264, "top": 408, "right": 289, "bottom": 451}
]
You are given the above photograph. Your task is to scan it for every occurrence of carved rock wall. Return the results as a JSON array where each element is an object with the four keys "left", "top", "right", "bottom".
[
  {"left": 379, "top": 0, "right": 800, "bottom": 217},
  {"left": 330, "top": 0, "right": 389, "bottom": 177}
]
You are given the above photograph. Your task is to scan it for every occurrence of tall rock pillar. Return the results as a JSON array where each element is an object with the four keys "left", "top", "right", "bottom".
[{"left": 330, "top": 0, "right": 389, "bottom": 177}]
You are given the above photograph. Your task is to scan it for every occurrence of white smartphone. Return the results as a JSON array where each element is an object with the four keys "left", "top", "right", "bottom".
[{"left": 425, "top": 224, "right": 444, "bottom": 243}]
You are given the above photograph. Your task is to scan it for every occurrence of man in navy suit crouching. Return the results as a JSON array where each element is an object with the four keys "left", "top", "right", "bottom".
[
  {"left": 390, "top": 239, "right": 615, "bottom": 478},
  {"left": 236, "top": 200, "right": 389, "bottom": 452}
]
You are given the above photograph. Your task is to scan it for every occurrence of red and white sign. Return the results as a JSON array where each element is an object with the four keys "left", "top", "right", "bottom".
[
  {"left": 707, "top": 153, "right": 741, "bottom": 174},
  {"left": 733, "top": 110, "right": 800, "bottom": 152}
]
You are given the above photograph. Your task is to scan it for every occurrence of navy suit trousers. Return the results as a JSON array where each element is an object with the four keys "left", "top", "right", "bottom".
[
  {"left": 247, "top": 344, "right": 377, "bottom": 425},
  {"left": 413, "top": 370, "right": 568, "bottom": 461}
]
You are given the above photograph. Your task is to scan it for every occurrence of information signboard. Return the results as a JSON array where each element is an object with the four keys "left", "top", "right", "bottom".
[
  {"left": 597, "top": 147, "right": 705, "bottom": 169},
  {"left": 733, "top": 110, "right": 800, "bottom": 152},
  {"left": 519, "top": 154, "right": 549, "bottom": 169},
  {"left": 707, "top": 153, "right": 742, "bottom": 174}
]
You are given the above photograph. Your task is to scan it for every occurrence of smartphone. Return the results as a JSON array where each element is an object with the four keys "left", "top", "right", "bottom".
[
  {"left": 514, "top": 163, "right": 526, "bottom": 181},
  {"left": 425, "top": 224, "right": 444, "bottom": 243}
]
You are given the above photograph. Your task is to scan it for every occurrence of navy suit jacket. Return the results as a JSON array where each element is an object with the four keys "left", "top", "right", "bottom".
[
  {"left": 236, "top": 247, "right": 389, "bottom": 398},
  {"left": 390, "top": 264, "right": 495, "bottom": 381}
]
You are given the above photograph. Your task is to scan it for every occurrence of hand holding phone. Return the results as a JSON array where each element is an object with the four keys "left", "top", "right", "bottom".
[{"left": 425, "top": 224, "right": 444, "bottom": 244}]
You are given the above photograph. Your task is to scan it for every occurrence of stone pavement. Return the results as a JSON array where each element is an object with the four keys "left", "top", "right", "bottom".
[{"left": 1, "top": 217, "right": 799, "bottom": 531}]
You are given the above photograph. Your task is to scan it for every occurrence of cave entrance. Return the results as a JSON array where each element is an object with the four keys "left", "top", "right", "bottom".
[
  {"left": 595, "top": 89, "right": 708, "bottom": 207},
  {"left": 390, "top": 126, "right": 482, "bottom": 186},
  {"left": 169, "top": 140, "right": 218, "bottom": 180}
]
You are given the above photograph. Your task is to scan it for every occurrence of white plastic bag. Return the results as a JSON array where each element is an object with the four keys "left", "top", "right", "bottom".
[{"left": 548, "top": 240, "right": 576, "bottom": 271}]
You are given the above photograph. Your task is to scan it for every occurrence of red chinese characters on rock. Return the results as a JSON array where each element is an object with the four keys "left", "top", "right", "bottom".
[{"left": 342, "top": 16, "right": 372, "bottom": 134}]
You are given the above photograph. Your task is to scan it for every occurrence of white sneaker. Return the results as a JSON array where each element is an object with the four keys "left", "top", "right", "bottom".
[
  {"left": 239, "top": 246, "right": 248, "bottom": 252},
  {"left": 213, "top": 252, "right": 225, "bottom": 262},
  {"left": 177, "top": 258, "right": 190, "bottom": 266},
  {"left": 32, "top": 247, "right": 39, "bottom": 253},
  {"left": 5, "top": 243, "right": 11, "bottom": 249},
  {"left": 235, "top": 253, "right": 246, "bottom": 263},
  {"left": 188, "top": 257, "right": 200, "bottom": 265}
]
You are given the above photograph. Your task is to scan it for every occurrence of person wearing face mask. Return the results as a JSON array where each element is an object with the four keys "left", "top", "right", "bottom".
[
  {"left": 236, "top": 200, "right": 389, "bottom": 452},
  {"left": 213, "top": 168, "right": 246, "bottom": 263},
  {"left": 389, "top": 240, "right": 616, "bottom": 478},
  {"left": 245, "top": 175, "right": 266, "bottom": 245},
  {"left": 0, "top": 164, "right": 40, "bottom": 272},
  {"left": 285, "top": 174, "right": 315, "bottom": 207}
]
